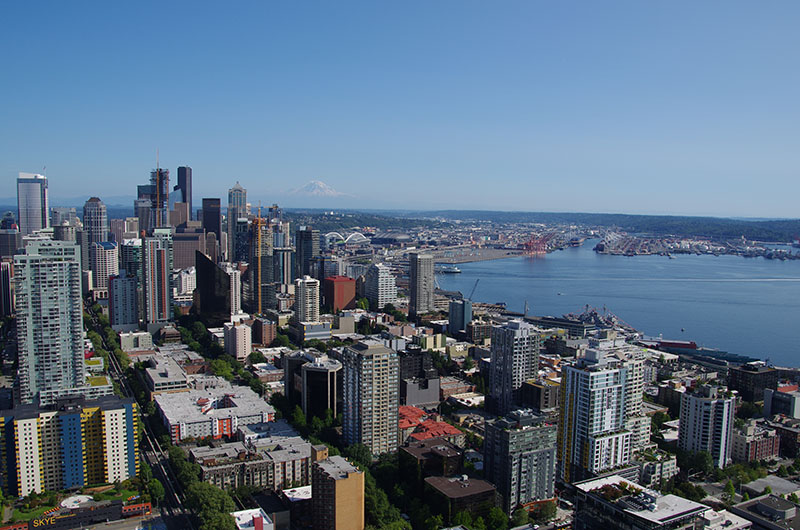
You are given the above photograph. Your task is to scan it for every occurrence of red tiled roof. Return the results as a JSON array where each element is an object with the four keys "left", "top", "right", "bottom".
[{"left": 409, "top": 420, "right": 463, "bottom": 441}]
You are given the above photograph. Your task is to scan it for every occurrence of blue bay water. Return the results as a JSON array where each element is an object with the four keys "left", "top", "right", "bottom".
[{"left": 437, "top": 242, "right": 800, "bottom": 367}]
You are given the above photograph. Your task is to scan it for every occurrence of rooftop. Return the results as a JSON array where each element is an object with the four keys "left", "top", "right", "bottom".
[
  {"left": 425, "top": 475, "right": 496, "bottom": 499},
  {"left": 315, "top": 455, "right": 361, "bottom": 480},
  {"left": 154, "top": 387, "right": 274, "bottom": 426},
  {"left": 230, "top": 508, "right": 272, "bottom": 530},
  {"left": 577, "top": 475, "right": 707, "bottom": 525}
]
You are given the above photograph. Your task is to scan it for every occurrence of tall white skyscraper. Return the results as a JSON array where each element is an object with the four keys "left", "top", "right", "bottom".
[
  {"left": 557, "top": 347, "right": 639, "bottom": 483},
  {"left": 679, "top": 386, "right": 735, "bottom": 469},
  {"left": 82, "top": 197, "right": 108, "bottom": 244},
  {"left": 14, "top": 240, "right": 83, "bottom": 404},
  {"left": 365, "top": 263, "right": 397, "bottom": 310},
  {"left": 223, "top": 263, "right": 242, "bottom": 316},
  {"left": 90, "top": 241, "right": 119, "bottom": 297},
  {"left": 488, "top": 320, "right": 540, "bottom": 415},
  {"left": 17, "top": 173, "right": 49, "bottom": 236},
  {"left": 340, "top": 340, "right": 399, "bottom": 455},
  {"left": 295, "top": 275, "right": 320, "bottom": 323},
  {"left": 408, "top": 252, "right": 434, "bottom": 317}
]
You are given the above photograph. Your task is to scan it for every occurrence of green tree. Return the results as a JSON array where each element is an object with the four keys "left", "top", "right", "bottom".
[
  {"left": 737, "top": 401, "right": 762, "bottom": 419},
  {"left": 270, "top": 334, "right": 291, "bottom": 348},
  {"left": 185, "top": 482, "right": 236, "bottom": 527},
  {"left": 344, "top": 443, "right": 373, "bottom": 467},
  {"left": 424, "top": 514, "right": 443, "bottom": 530},
  {"left": 292, "top": 405, "right": 307, "bottom": 430},
  {"left": 778, "top": 465, "right": 789, "bottom": 477},
  {"left": 248, "top": 351, "right": 267, "bottom": 365},
  {"left": 199, "top": 512, "right": 236, "bottom": 530},
  {"left": 357, "top": 297, "right": 369, "bottom": 310},
  {"left": 148, "top": 479, "right": 165, "bottom": 506},
  {"left": 139, "top": 461, "right": 153, "bottom": 484},
  {"left": 486, "top": 506, "right": 508, "bottom": 530},
  {"left": 511, "top": 508, "right": 529, "bottom": 527},
  {"left": 452, "top": 510, "right": 473, "bottom": 527},
  {"left": 209, "top": 359, "right": 233, "bottom": 380},
  {"left": 472, "top": 516, "right": 487, "bottom": 530},
  {"left": 533, "top": 500, "right": 558, "bottom": 522},
  {"left": 723, "top": 480, "right": 735, "bottom": 501},
  {"left": 742, "top": 491, "right": 750, "bottom": 501}
]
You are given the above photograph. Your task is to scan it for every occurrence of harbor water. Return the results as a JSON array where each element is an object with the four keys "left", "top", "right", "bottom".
[{"left": 437, "top": 241, "right": 800, "bottom": 367}]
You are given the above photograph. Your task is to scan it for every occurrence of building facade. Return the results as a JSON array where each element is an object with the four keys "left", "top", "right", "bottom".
[
  {"left": 340, "top": 340, "right": 399, "bottom": 455},
  {"left": 295, "top": 227, "right": 320, "bottom": 279},
  {"left": 0, "top": 397, "right": 139, "bottom": 496},
  {"left": 484, "top": 410, "right": 557, "bottom": 512},
  {"left": 488, "top": 320, "right": 540, "bottom": 415},
  {"left": 16, "top": 172, "right": 49, "bottom": 236},
  {"left": 90, "top": 241, "right": 118, "bottom": 296},
  {"left": 408, "top": 252, "right": 434, "bottom": 317},
  {"left": 295, "top": 275, "right": 320, "bottom": 323},
  {"left": 14, "top": 240, "right": 84, "bottom": 405},
  {"left": 364, "top": 263, "right": 397, "bottom": 310},
  {"left": 109, "top": 270, "right": 139, "bottom": 331},
  {"left": 142, "top": 229, "right": 173, "bottom": 326},
  {"left": 175, "top": 166, "right": 193, "bottom": 220},
  {"left": 448, "top": 298, "right": 472, "bottom": 334},
  {"left": 678, "top": 386, "right": 735, "bottom": 469},
  {"left": 311, "top": 456, "right": 365, "bottom": 530},
  {"left": 82, "top": 197, "right": 108, "bottom": 244}
]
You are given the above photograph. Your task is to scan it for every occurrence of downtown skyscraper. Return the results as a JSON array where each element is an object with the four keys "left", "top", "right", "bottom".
[
  {"left": 295, "top": 226, "right": 320, "bottom": 279},
  {"left": 82, "top": 197, "right": 108, "bottom": 244},
  {"left": 175, "top": 166, "right": 193, "bottom": 220},
  {"left": 16, "top": 172, "right": 49, "bottom": 236},
  {"left": 227, "top": 182, "right": 247, "bottom": 261},
  {"left": 14, "top": 240, "right": 84, "bottom": 404},
  {"left": 142, "top": 228, "right": 173, "bottom": 327},
  {"left": 408, "top": 252, "right": 434, "bottom": 317}
]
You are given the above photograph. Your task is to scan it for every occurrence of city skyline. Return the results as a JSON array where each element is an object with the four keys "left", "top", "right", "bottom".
[{"left": 2, "top": 2, "right": 800, "bottom": 217}]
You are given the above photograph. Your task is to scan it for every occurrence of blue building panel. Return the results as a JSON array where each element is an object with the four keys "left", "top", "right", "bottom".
[{"left": 59, "top": 411, "right": 85, "bottom": 489}]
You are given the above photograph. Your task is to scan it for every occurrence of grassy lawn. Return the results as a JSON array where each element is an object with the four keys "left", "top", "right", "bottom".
[
  {"left": 102, "top": 489, "right": 139, "bottom": 502},
  {"left": 10, "top": 505, "right": 56, "bottom": 522}
]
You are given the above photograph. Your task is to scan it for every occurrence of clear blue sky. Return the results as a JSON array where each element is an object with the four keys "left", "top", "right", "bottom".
[{"left": 2, "top": 1, "right": 799, "bottom": 217}]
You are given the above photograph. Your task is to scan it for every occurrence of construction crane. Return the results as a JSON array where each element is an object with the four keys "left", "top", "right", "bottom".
[{"left": 468, "top": 279, "right": 480, "bottom": 300}]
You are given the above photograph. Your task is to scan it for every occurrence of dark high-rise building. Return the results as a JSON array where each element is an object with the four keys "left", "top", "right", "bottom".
[
  {"left": 227, "top": 182, "right": 247, "bottom": 261},
  {"left": 295, "top": 227, "right": 320, "bottom": 279},
  {"left": 201, "top": 198, "right": 221, "bottom": 243},
  {"left": 398, "top": 344, "right": 436, "bottom": 380},
  {"left": 193, "top": 251, "right": 231, "bottom": 326},
  {"left": 245, "top": 217, "right": 275, "bottom": 314},
  {"left": 0, "top": 230, "right": 22, "bottom": 260},
  {"left": 1, "top": 211, "right": 17, "bottom": 230},
  {"left": 408, "top": 252, "right": 434, "bottom": 317},
  {"left": 136, "top": 168, "right": 170, "bottom": 233},
  {"left": 175, "top": 166, "right": 193, "bottom": 220},
  {"left": 142, "top": 228, "right": 172, "bottom": 326},
  {"left": 273, "top": 247, "right": 295, "bottom": 285},
  {"left": 484, "top": 410, "right": 557, "bottom": 512}
]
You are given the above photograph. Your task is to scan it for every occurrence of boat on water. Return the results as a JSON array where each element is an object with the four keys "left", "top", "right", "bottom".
[{"left": 437, "top": 265, "right": 461, "bottom": 274}]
